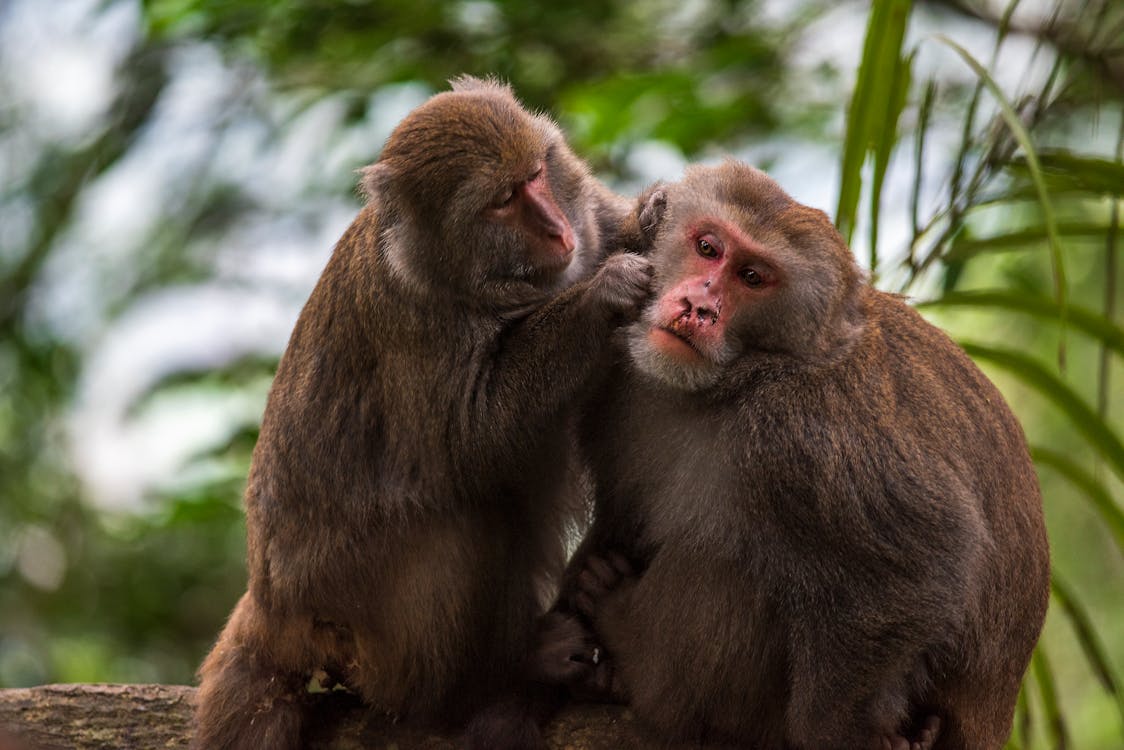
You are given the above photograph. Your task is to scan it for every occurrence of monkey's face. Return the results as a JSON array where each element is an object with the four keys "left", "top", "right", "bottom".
[
  {"left": 628, "top": 162, "right": 861, "bottom": 390},
  {"left": 628, "top": 208, "right": 765, "bottom": 390},
  {"left": 368, "top": 83, "right": 596, "bottom": 302},
  {"left": 473, "top": 150, "right": 583, "bottom": 285}
]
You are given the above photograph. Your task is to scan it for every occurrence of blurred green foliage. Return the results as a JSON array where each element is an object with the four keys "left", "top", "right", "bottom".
[
  {"left": 1, "top": 0, "right": 1122, "bottom": 748},
  {"left": 142, "top": 0, "right": 795, "bottom": 160}
]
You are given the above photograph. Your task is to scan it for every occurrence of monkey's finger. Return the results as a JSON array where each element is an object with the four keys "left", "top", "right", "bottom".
[
  {"left": 578, "top": 566, "right": 613, "bottom": 598},
  {"left": 634, "top": 263, "right": 656, "bottom": 286},
  {"left": 573, "top": 591, "right": 596, "bottom": 619},
  {"left": 606, "top": 551, "right": 635, "bottom": 579},
  {"left": 917, "top": 716, "right": 940, "bottom": 749},
  {"left": 585, "top": 555, "right": 620, "bottom": 589}
]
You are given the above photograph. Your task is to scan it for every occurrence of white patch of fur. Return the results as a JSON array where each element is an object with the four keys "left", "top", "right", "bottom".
[
  {"left": 379, "top": 220, "right": 438, "bottom": 300},
  {"left": 625, "top": 312, "right": 731, "bottom": 392}
]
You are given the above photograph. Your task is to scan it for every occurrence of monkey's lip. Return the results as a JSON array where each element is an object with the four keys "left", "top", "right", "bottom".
[
  {"left": 532, "top": 241, "right": 575, "bottom": 274},
  {"left": 651, "top": 325, "right": 702, "bottom": 359},
  {"left": 529, "top": 253, "right": 573, "bottom": 282}
]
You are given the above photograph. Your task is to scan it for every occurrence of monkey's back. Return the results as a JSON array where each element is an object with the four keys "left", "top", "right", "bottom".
[{"left": 865, "top": 290, "right": 1049, "bottom": 745}]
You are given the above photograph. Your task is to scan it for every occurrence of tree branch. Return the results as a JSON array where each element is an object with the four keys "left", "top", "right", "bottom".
[{"left": 0, "top": 684, "right": 652, "bottom": 750}]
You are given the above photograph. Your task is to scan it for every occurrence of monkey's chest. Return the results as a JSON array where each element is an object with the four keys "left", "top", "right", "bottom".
[{"left": 604, "top": 408, "right": 758, "bottom": 554}]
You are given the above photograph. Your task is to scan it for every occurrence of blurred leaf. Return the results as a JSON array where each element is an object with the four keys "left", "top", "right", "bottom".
[
  {"left": 140, "top": 0, "right": 787, "bottom": 155},
  {"left": 128, "top": 355, "right": 278, "bottom": 419},
  {"left": 1049, "top": 575, "right": 1124, "bottom": 732},
  {"left": 1010, "top": 151, "right": 1124, "bottom": 196},
  {"left": 1032, "top": 646, "right": 1070, "bottom": 750},
  {"left": 920, "top": 292, "right": 1124, "bottom": 357},
  {"left": 1016, "top": 682, "right": 1033, "bottom": 750},
  {"left": 909, "top": 78, "right": 937, "bottom": 247},
  {"left": 836, "top": 0, "right": 913, "bottom": 245},
  {"left": 959, "top": 343, "right": 1124, "bottom": 482},
  {"left": 1031, "top": 447, "right": 1124, "bottom": 557},
  {"left": 944, "top": 222, "right": 1112, "bottom": 261},
  {"left": 936, "top": 36, "right": 1068, "bottom": 362},
  {"left": 869, "top": 49, "right": 913, "bottom": 274},
  {"left": 558, "top": 69, "right": 777, "bottom": 156}
]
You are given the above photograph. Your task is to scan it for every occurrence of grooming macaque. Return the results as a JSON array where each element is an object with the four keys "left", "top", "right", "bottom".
[
  {"left": 192, "top": 77, "right": 651, "bottom": 750},
  {"left": 552, "top": 162, "right": 1049, "bottom": 749}
]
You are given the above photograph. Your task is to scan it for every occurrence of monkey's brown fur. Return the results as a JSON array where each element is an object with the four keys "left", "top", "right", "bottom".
[
  {"left": 192, "top": 78, "right": 651, "bottom": 750},
  {"left": 557, "top": 162, "right": 1049, "bottom": 749}
]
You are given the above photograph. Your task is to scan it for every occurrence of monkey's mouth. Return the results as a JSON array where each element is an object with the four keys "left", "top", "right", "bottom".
[{"left": 654, "top": 323, "right": 702, "bottom": 356}]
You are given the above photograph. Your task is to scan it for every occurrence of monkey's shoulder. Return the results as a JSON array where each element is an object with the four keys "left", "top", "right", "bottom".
[
  {"left": 864, "top": 290, "right": 995, "bottom": 392},
  {"left": 861, "top": 291, "right": 1027, "bottom": 454}
]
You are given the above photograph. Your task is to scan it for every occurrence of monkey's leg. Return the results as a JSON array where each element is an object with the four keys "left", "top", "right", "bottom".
[
  {"left": 584, "top": 556, "right": 792, "bottom": 747},
  {"left": 937, "top": 674, "right": 1023, "bottom": 750},
  {"left": 193, "top": 593, "right": 309, "bottom": 750},
  {"left": 464, "top": 551, "right": 629, "bottom": 750},
  {"left": 463, "top": 598, "right": 599, "bottom": 749},
  {"left": 786, "top": 620, "right": 937, "bottom": 750}
]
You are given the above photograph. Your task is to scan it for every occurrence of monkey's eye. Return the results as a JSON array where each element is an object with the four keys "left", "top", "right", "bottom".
[
  {"left": 740, "top": 268, "right": 765, "bottom": 288},
  {"left": 493, "top": 187, "right": 516, "bottom": 208},
  {"left": 527, "top": 163, "right": 544, "bottom": 182},
  {"left": 696, "top": 238, "right": 718, "bottom": 258}
]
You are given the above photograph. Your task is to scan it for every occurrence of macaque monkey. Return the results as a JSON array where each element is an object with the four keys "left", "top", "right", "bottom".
[
  {"left": 192, "top": 77, "right": 652, "bottom": 750},
  {"left": 552, "top": 161, "right": 1049, "bottom": 750}
]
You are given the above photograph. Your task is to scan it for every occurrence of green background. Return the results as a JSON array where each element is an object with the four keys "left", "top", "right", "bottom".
[{"left": 0, "top": 0, "right": 1121, "bottom": 747}]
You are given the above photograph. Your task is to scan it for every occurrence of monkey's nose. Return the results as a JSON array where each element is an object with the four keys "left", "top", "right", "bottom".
[
  {"left": 552, "top": 224, "right": 576, "bottom": 254},
  {"left": 695, "top": 306, "right": 718, "bottom": 325},
  {"left": 679, "top": 297, "right": 717, "bottom": 325}
]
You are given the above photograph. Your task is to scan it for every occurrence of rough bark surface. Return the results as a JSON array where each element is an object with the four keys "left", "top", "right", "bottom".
[{"left": 0, "top": 684, "right": 652, "bottom": 750}]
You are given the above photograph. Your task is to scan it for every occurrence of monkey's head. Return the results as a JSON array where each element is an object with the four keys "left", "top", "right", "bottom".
[
  {"left": 627, "top": 161, "right": 866, "bottom": 390},
  {"left": 362, "top": 76, "right": 599, "bottom": 304}
]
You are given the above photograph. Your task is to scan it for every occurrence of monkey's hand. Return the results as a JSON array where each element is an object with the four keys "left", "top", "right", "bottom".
[
  {"left": 587, "top": 253, "right": 653, "bottom": 322},
  {"left": 879, "top": 715, "right": 941, "bottom": 750}
]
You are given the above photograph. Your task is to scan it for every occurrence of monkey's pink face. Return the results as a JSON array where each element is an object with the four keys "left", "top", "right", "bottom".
[
  {"left": 483, "top": 161, "right": 577, "bottom": 275},
  {"left": 646, "top": 218, "right": 781, "bottom": 364}
]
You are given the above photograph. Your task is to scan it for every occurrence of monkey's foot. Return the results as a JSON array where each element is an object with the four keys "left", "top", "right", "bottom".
[
  {"left": 571, "top": 552, "right": 635, "bottom": 618},
  {"left": 529, "top": 612, "right": 617, "bottom": 700},
  {"left": 881, "top": 715, "right": 941, "bottom": 750},
  {"left": 531, "top": 612, "right": 599, "bottom": 684}
]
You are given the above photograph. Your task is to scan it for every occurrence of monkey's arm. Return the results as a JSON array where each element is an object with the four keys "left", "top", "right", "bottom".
[{"left": 456, "top": 254, "right": 651, "bottom": 470}]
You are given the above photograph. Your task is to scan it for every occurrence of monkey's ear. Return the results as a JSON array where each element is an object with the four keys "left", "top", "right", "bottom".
[
  {"left": 359, "top": 162, "right": 395, "bottom": 201},
  {"left": 450, "top": 74, "right": 512, "bottom": 94},
  {"left": 638, "top": 184, "right": 668, "bottom": 241}
]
